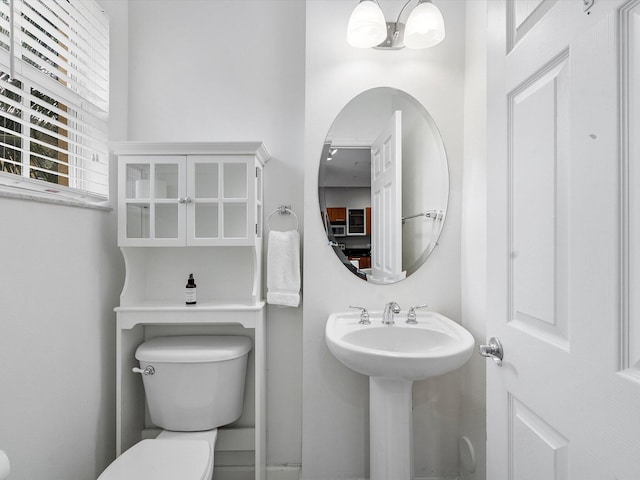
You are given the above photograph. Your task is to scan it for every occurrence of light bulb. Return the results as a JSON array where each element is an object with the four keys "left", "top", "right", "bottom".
[
  {"left": 404, "top": 0, "right": 445, "bottom": 49},
  {"left": 347, "top": 0, "right": 387, "bottom": 48}
]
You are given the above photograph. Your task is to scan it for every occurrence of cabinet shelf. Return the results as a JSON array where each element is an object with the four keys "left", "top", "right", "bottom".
[
  {"left": 115, "top": 300, "right": 265, "bottom": 311},
  {"left": 116, "top": 301, "right": 265, "bottom": 330}
]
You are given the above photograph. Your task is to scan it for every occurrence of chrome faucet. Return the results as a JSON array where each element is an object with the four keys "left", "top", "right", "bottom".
[{"left": 382, "top": 301, "right": 401, "bottom": 325}]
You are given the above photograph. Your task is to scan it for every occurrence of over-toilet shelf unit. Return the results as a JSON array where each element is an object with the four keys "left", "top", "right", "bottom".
[{"left": 112, "top": 142, "right": 269, "bottom": 480}]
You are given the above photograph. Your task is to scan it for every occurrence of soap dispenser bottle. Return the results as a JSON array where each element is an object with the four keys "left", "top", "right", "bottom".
[{"left": 185, "top": 273, "right": 197, "bottom": 305}]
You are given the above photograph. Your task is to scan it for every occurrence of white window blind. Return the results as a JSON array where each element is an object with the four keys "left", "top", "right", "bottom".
[{"left": 0, "top": 0, "right": 109, "bottom": 201}]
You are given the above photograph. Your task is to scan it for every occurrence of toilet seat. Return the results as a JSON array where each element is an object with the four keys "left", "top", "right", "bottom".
[{"left": 97, "top": 439, "right": 212, "bottom": 480}]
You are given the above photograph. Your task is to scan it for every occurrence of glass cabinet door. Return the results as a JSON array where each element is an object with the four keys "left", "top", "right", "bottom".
[
  {"left": 222, "top": 161, "right": 248, "bottom": 239},
  {"left": 124, "top": 162, "right": 150, "bottom": 240},
  {"left": 120, "top": 156, "right": 186, "bottom": 246},
  {"left": 119, "top": 154, "right": 258, "bottom": 247},
  {"left": 191, "top": 160, "right": 220, "bottom": 241},
  {"left": 187, "top": 156, "right": 254, "bottom": 245}
]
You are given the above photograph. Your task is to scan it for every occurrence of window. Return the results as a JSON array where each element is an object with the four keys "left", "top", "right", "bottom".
[{"left": 0, "top": 0, "right": 109, "bottom": 201}]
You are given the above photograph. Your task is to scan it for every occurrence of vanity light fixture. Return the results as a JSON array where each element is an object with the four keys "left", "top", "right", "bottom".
[{"left": 346, "top": 0, "right": 445, "bottom": 50}]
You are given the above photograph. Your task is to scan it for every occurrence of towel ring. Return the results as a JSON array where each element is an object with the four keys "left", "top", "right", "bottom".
[{"left": 267, "top": 205, "right": 299, "bottom": 232}]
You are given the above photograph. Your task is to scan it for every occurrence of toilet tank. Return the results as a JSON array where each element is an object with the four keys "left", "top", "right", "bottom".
[{"left": 135, "top": 335, "right": 252, "bottom": 431}]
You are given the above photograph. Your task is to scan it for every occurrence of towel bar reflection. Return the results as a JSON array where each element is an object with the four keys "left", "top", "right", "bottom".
[
  {"left": 267, "top": 204, "right": 299, "bottom": 231},
  {"left": 402, "top": 210, "right": 443, "bottom": 224}
]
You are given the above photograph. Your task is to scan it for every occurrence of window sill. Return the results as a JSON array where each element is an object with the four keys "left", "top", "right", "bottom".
[{"left": 0, "top": 184, "right": 112, "bottom": 211}]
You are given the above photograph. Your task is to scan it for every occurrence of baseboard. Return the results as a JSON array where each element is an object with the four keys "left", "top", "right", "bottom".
[
  {"left": 287, "top": 476, "right": 457, "bottom": 480},
  {"left": 213, "top": 465, "right": 301, "bottom": 480},
  {"left": 415, "top": 477, "right": 459, "bottom": 480},
  {"left": 213, "top": 468, "right": 454, "bottom": 480},
  {"left": 267, "top": 465, "right": 302, "bottom": 480}
]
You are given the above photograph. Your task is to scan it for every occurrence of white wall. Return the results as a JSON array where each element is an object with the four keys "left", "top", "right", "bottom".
[
  {"left": 303, "top": 1, "right": 467, "bottom": 479},
  {"left": 0, "top": 199, "right": 122, "bottom": 480},
  {"left": 0, "top": 1, "right": 126, "bottom": 478},
  {"left": 325, "top": 187, "right": 370, "bottom": 209},
  {"left": 460, "top": 1, "right": 487, "bottom": 479},
  {"left": 401, "top": 92, "right": 449, "bottom": 273},
  {"left": 121, "top": 0, "right": 306, "bottom": 468}
]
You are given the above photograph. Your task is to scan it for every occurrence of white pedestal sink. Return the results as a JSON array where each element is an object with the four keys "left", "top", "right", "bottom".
[{"left": 325, "top": 310, "right": 474, "bottom": 480}]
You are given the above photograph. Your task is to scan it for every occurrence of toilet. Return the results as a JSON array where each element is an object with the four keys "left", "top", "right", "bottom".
[{"left": 98, "top": 335, "right": 252, "bottom": 480}]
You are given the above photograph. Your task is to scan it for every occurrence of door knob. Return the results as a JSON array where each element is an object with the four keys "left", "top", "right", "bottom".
[{"left": 479, "top": 337, "right": 503, "bottom": 366}]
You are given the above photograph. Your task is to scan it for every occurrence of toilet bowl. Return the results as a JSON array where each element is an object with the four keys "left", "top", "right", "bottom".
[{"left": 98, "top": 336, "right": 252, "bottom": 480}]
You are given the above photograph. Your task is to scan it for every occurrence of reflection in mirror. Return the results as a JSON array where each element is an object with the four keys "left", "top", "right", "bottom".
[{"left": 318, "top": 87, "right": 448, "bottom": 284}]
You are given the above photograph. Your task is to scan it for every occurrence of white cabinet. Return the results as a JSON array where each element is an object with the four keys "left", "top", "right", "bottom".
[
  {"left": 117, "top": 145, "right": 265, "bottom": 247},
  {"left": 111, "top": 142, "right": 269, "bottom": 480}
]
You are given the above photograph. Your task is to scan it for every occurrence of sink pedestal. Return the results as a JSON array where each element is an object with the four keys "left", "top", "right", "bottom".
[
  {"left": 326, "top": 311, "right": 475, "bottom": 480},
  {"left": 369, "top": 377, "right": 413, "bottom": 480}
]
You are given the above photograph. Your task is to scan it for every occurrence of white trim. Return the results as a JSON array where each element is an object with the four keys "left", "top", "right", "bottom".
[
  {"left": 619, "top": 0, "right": 640, "bottom": 379},
  {"left": 0, "top": 183, "right": 111, "bottom": 210},
  {"left": 110, "top": 141, "right": 271, "bottom": 165},
  {"left": 211, "top": 466, "right": 301, "bottom": 480},
  {"left": 266, "top": 466, "right": 301, "bottom": 480},
  {"left": 282, "top": 477, "right": 456, "bottom": 480},
  {"left": 414, "top": 477, "right": 460, "bottom": 480}
]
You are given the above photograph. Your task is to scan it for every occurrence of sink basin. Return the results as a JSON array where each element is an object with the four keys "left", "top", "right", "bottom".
[{"left": 325, "top": 310, "right": 475, "bottom": 380}]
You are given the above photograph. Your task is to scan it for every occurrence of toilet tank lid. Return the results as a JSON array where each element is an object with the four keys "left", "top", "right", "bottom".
[{"left": 135, "top": 336, "right": 252, "bottom": 363}]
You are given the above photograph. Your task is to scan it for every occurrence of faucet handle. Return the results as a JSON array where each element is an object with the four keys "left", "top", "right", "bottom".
[
  {"left": 406, "top": 304, "right": 429, "bottom": 324},
  {"left": 349, "top": 305, "right": 371, "bottom": 325}
]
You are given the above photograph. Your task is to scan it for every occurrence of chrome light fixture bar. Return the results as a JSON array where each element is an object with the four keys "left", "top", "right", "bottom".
[{"left": 346, "top": 0, "right": 445, "bottom": 50}]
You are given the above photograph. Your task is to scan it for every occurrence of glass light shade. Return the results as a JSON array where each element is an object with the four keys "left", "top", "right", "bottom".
[
  {"left": 347, "top": 0, "right": 387, "bottom": 48},
  {"left": 404, "top": 1, "right": 445, "bottom": 49}
]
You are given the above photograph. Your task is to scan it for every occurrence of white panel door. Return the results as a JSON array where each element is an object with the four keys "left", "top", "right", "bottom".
[
  {"left": 487, "top": 0, "right": 640, "bottom": 478},
  {"left": 370, "top": 111, "right": 404, "bottom": 283}
]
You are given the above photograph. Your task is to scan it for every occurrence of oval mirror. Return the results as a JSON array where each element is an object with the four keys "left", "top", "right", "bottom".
[{"left": 318, "top": 87, "right": 449, "bottom": 284}]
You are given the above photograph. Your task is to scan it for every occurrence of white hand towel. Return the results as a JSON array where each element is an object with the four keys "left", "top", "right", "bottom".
[{"left": 267, "top": 229, "right": 301, "bottom": 307}]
